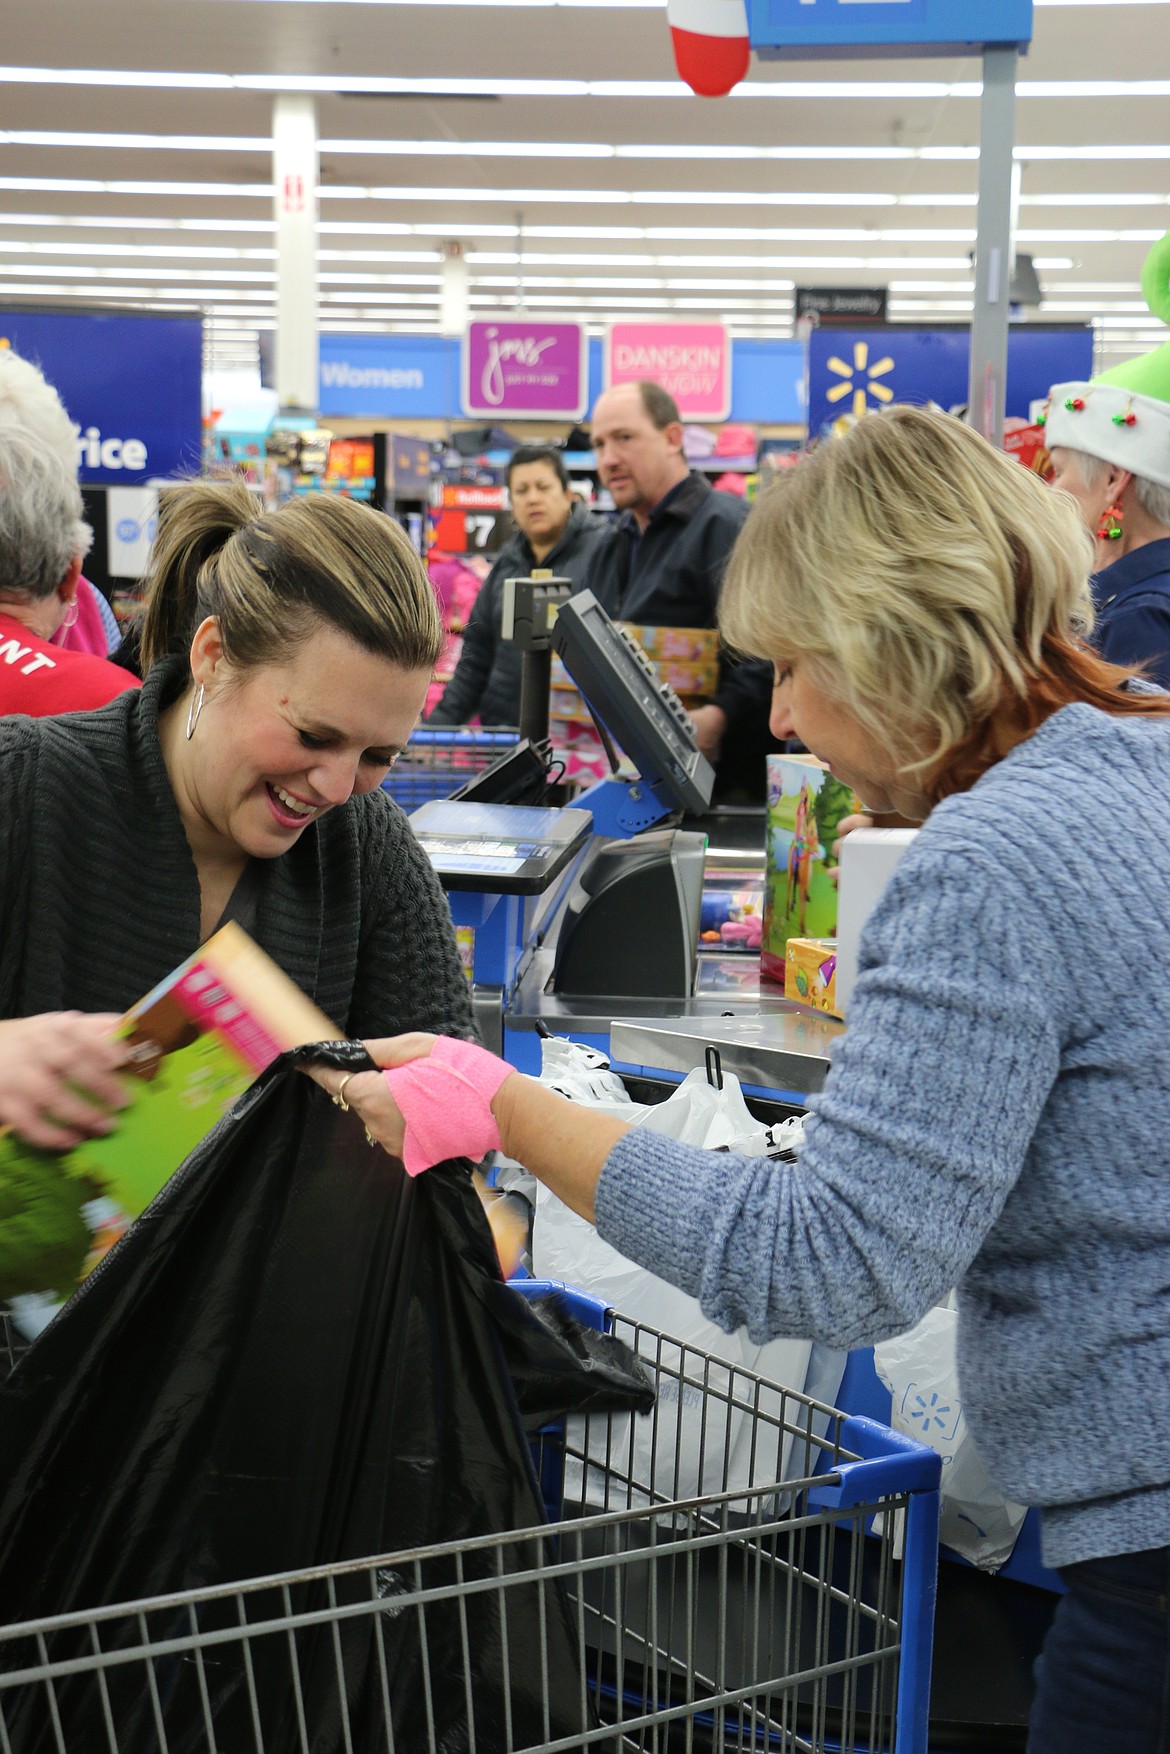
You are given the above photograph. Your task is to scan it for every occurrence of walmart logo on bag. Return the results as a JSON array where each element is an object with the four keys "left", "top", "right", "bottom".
[
  {"left": 900, "top": 1384, "right": 962, "bottom": 1443},
  {"left": 824, "top": 340, "right": 896, "bottom": 419}
]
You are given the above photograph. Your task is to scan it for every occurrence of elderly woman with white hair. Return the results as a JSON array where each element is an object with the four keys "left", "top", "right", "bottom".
[
  {"left": 0, "top": 423, "right": 138, "bottom": 715},
  {"left": 317, "top": 406, "right": 1170, "bottom": 1753},
  {"left": 1045, "top": 380, "right": 1170, "bottom": 685},
  {"left": 0, "top": 348, "right": 123, "bottom": 659}
]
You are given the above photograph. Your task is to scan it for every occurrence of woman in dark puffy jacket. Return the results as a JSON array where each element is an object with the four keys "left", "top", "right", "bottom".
[{"left": 428, "top": 445, "right": 604, "bottom": 727}]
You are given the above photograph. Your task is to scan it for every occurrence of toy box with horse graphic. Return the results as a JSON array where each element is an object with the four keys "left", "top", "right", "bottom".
[{"left": 761, "top": 754, "right": 856, "bottom": 986}]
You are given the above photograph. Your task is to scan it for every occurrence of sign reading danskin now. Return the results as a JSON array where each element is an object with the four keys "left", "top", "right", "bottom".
[
  {"left": 462, "top": 319, "right": 587, "bottom": 420},
  {"left": 605, "top": 323, "right": 731, "bottom": 421}
]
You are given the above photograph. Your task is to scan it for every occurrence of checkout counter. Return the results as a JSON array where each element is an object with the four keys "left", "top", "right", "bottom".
[{"left": 408, "top": 581, "right": 1058, "bottom": 1751}]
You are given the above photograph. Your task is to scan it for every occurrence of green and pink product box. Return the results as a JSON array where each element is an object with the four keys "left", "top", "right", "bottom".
[{"left": 761, "top": 754, "right": 857, "bottom": 986}]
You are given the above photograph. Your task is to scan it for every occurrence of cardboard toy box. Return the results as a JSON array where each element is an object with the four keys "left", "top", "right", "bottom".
[
  {"left": 785, "top": 937, "right": 841, "bottom": 1017},
  {"left": 761, "top": 754, "right": 857, "bottom": 985},
  {"left": 0, "top": 924, "right": 335, "bottom": 1326}
]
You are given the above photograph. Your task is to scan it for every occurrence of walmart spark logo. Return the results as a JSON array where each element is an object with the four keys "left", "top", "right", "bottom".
[
  {"left": 907, "top": 1391, "right": 953, "bottom": 1434},
  {"left": 825, "top": 340, "right": 896, "bottom": 418}
]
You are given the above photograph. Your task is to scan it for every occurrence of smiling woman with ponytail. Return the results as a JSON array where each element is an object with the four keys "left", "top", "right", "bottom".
[{"left": 0, "top": 481, "right": 475, "bottom": 1153}]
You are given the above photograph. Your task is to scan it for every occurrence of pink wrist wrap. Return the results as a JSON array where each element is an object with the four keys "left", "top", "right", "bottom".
[{"left": 382, "top": 1037, "right": 515, "bottom": 1177}]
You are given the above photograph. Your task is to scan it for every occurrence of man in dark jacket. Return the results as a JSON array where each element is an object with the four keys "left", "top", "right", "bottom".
[
  {"left": 429, "top": 446, "right": 604, "bottom": 726},
  {"left": 578, "top": 379, "right": 775, "bottom": 801}
]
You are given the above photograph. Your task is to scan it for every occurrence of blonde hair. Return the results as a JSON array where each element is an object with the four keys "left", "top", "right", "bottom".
[
  {"left": 139, "top": 480, "right": 442, "bottom": 677},
  {"left": 721, "top": 406, "right": 1170, "bottom": 799}
]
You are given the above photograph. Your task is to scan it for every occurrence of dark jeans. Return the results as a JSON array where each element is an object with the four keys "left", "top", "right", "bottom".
[{"left": 1028, "top": 1546, "right": 1170, "bottom": 1753}]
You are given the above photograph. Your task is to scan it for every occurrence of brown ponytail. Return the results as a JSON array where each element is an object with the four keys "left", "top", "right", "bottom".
[
  {"left": 139, "top": 479, "right": 257, "bottom": 672},
  {"left": 138, "top": 481, "right": 442, "bottom": 678}
]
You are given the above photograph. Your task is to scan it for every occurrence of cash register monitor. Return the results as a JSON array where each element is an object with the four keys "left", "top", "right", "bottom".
[
  {"left": 547, "top": 594, "right": 714, "bottom": 1000},
  {"left": 552, "top": 591, "right": 715, "bottom": 816}
]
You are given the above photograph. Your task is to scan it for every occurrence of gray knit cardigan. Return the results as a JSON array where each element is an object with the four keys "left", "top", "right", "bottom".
[{"left": 0, "top": 658, "right": 475, "bottom": 1043}]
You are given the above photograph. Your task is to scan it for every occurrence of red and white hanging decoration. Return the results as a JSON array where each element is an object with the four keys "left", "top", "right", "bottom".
[{"left": 666, "top": 0, "right": 751, "bottom": 99}]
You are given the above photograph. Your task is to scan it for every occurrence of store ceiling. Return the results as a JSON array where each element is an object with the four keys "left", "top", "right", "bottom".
[{"left": 2, "top": 0, "right": 1169, "bottom": 380}]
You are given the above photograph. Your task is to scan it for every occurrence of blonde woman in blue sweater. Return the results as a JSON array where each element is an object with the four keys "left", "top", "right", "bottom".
[{"left": 318, "top": 407, "right": 1170, "bottom": 1753}]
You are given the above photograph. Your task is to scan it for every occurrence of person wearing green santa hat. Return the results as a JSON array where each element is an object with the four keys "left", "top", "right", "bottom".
[{"left": 1043, "top": 229, "right": 1170, "bottom": 685}]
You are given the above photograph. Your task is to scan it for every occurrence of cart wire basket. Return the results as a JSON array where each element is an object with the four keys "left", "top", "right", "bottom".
[
  {"left": 382, "top": 725, "right": 520, "bottom": 809},
  {"left": 0, "top": 1285, "right": 940, "bottom": 1754}
]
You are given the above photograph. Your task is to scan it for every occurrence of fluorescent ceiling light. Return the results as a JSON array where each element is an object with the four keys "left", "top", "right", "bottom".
[
  {"left": 339, "top": 186, "right": 904, "bottom": 206},
  {"left": 1041, "top": 300, "right": 1153, "bottom": 311},
  {"left": 474, "top": 275, "right": 796, "bottom": 291},
  {"left": 1016, "top": 228, "right": 1164, "bottom": 241},
  {"left": 0, "top": 175, "right": 1161, "bottom": 216},
  {"left": 0, "top": 130, "right": 272, "bottom": 151},
  {"left": 320, "top": 271, "right": 441, "bottom": 284},
  {"left": 1017, "top": 81, "right": 1170, "bottom": 97},
  {"left": 466, "top": 252, "right": 982, "bottom": 268},
  {"left": 0, "top": 212, "right": 278, "bottom": 233},
  {"left": 157, "top": 218, "right": 1091, "bottom": 249},
  {"left": 617, "top": 144, "right": 919, "bottom": 160},
  {"left": 5, "top": 66, "right": 1170, "bottom": 99},
  {"left": 1018, "top": 194, "right": 1170, "bottom": 207},
  {"left": 4, "top": 129, "right": 1167, "bottom": 168},
  {"left": 906, "top": 192, "right": 1170, "bottom": 209},
  {"left": 0, "top": 177, "right": 274, "bottom": 197},
  {"left": 324, "top": 138, "right": 614, "bottom": 158},
  {"left": 1020, "top": 145, "right": 1170, "bottom": 159},
  {"left": 0, "top": 239, "right": 279, "bottom": 259},
  {"left": 468, "top": 252, "right": 981, "bottom": 269},
  {"left": 638, "top": 191, "right": 900, "bottom": 207},
  {"left": 0, "top": 69, "right": 239, "bottom": 90},
  {"left": 0, "top": 262, "right": 277, "bottom": 282},
  {"left": 318, "top": 250, "right": 441, "bottom": 263},
  {"left": 1037, "top": 281, "right": 1151, "bottom": 291}
]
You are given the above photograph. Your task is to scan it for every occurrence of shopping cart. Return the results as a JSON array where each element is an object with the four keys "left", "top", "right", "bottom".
[
  {"left": 382, "top": 726, "right": 521, "bottom": 809},
  {"left": 0, "top": 1286, "right": 940, "bottom": 1754}
]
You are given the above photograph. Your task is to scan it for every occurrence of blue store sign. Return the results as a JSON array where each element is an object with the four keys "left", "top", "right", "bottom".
[
  {"left": 319, "top": 333, "right": 458, "bottom": 419},
  {"left": 0, "top": 310, "right": 202, "bottom": 484},
  {"left": 322, "top": 332, "right": 807, "bottom": 427},
  {"left": 749, "top": 0, "right": 1033, "bottom": 57},
  {"left": 807, "top": 326, "right": 1093, "bottom": 433}
]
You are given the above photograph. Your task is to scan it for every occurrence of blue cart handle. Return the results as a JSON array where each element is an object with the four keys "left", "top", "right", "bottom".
[{"left": 811, "top": 1414, "right": 942, "bottom": 1509}]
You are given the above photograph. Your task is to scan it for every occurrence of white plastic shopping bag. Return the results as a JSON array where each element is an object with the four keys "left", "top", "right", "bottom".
[
  {"left": 874, "top": 1300, "right": 1029, "bottom": 1571},
  {"left": 528, "top": 1038, "right": 836, "bottom": 1512}
]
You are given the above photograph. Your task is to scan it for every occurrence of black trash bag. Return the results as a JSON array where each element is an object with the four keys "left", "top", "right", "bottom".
[{"left": 0, "top": 1043, "right": 653, "bottom": 1754}]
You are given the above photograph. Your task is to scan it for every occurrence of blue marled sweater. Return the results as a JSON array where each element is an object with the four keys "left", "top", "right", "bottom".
[{"left": 596, "top": 702, "right": 1170, "bottom": 1569}]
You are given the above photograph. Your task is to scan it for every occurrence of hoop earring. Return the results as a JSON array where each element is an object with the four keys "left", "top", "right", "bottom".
[
  {"left": 1097, "top": 503, "right": 1124, "bottom": 542},
  {"left": 60, "top": 600, "right": 79, "bottom": 631},
  {"left": 185, "top": 682, "right": 206, "bottom": 740}
]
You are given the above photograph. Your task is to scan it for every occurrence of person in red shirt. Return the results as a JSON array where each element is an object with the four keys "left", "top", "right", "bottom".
[{"left": 0, "top": 424, "right": 139, "bottom": 717}]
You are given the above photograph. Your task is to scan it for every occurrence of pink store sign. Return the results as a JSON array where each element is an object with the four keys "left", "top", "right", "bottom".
[
  {"left": 462, "top": 318, "right": 587, "bottom": 419},
  {"left": 605, "top": 322, "right": 731, "bottom": 420}
]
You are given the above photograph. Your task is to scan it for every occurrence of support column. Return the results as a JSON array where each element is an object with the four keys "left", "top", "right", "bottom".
[
  {"left": 967, "top": 46, "right": 1017, "bottom": 444},
  {"left": 440, "top": 240, "right": 470, "bottom": 337},
  {"left": 273, "top": 94, "right": 318, "bottom": 417}
]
